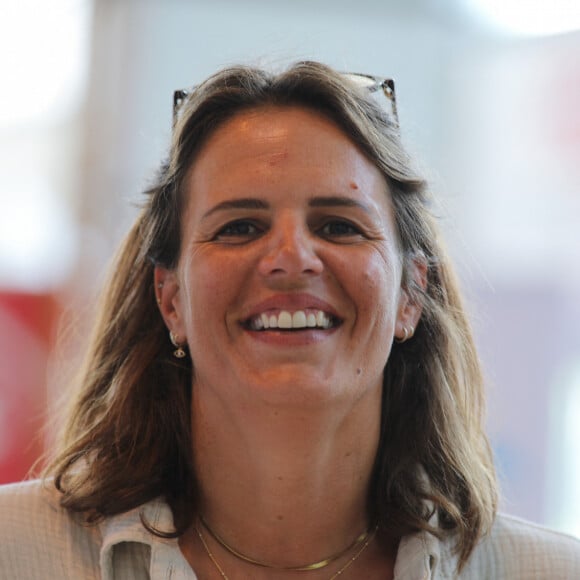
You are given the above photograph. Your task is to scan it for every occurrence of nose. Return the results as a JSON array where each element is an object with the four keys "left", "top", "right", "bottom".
[{"left": 257, "top": 215, "right": 324, "bottom": 278}]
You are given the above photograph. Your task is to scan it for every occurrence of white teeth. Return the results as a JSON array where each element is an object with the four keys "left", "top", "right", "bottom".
[
  {"left": 249, "top": 309, "right": 334, "bottom": 330},
  {"left": 292, "top": 311, "right": 307, "bottom": 327},
  {"left": 278, "top": 311, "right": 292, "bottom": 328}
]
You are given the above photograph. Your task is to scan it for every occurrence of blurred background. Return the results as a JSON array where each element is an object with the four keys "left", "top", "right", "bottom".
[{"left": 1, "top": 0, "right": 579, "bottom": 537}]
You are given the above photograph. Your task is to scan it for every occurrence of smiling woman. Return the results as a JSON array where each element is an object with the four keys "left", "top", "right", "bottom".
[
  {"left": 1, "top": 61, "right": 579, "bottom": 579},
  {"left": 155, "top": 106, "right": 406, "bottom": 413}
]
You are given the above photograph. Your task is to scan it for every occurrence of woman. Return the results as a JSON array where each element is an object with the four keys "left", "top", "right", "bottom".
[{"left": 1, "top": 61, "right": 579, "bottom": 579}]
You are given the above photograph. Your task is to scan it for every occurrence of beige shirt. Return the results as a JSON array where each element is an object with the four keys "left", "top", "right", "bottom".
[{"left": 1, "top": 479, "right": 579, "bottom": 579}]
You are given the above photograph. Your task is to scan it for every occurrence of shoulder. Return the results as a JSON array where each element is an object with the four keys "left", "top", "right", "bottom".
[
  {"left": 0, "top": 479, "right": 102, "bottom": 579},
  {"left": 461, "top": 513, "right": 580, "bottom": 579}
]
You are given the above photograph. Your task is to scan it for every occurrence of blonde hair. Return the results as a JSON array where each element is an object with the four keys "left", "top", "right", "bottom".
[{"left": 46, "top": 61, "right": 497, "bottom": 570}]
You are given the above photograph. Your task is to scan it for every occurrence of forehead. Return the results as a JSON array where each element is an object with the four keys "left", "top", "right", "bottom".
[
  {"left": 185, "top": 105, "right": 385, "bottom": 197},
  {"left": 199, "top": 106, "right": 357, "bottom": 156}
]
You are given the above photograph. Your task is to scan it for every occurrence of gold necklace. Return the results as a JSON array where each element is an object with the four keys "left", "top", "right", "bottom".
[
  {"left": 196, "top": 522, "right": 378, "bottom": 580},
  {"left": 200, "top": 516, "right": 372, "bottom": 571}
]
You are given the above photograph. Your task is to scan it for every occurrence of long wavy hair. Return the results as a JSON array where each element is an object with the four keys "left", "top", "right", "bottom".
[{"left": 45, "top": 61, "right": 497, "bottom": 570}]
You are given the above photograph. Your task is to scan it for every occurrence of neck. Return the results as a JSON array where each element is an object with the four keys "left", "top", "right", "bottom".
[{"left": 189, "top": 379, "right": 383, "bottom": 568}]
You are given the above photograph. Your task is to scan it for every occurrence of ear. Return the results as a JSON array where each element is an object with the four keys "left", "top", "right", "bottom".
[
  {"left": 394, "top": 254, "right": 427, "bottom": 341},
  {"left": 154, "top": 266, "right": 187, "bottom": 340}
]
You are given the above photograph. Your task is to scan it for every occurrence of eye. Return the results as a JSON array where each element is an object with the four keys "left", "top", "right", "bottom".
[
  {"left": 318, "top": 219, "right": 363, "bottom": 239},
  {"left": 214, "top": 220, "right": 263, "bottom": 242}
]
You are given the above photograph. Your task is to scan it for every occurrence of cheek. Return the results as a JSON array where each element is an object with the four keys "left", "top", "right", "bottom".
[
  {"left": 179, "top": 250, "right": 249, "bottom": 330},
  {"left": 355, "top": 250, "right": 401, "bottom": 311},
  {"left": 359, "top": 272, "right": 397, "bottom": 336},
  {"left": 361, "top": 257, "right": 402, "bottom": 363}
]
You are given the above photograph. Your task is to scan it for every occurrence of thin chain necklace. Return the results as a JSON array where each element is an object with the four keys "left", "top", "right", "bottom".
[
  {"left": 200, "top": 516, "right": 372, "bottom": 571},
  {"left": 195, "top": 521, "right": 378, "bottom": 580}
]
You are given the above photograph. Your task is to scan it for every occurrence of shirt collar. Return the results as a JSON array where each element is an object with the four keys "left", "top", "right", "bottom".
[
  {"left": 392, "top": 509, "right": 459, "bottom": 580},
  {"left": 98, "top": 499, "right": 457, "bottom": 580},
  {"left": 99, "top": 498, "right": 197, "bottom": 580}
]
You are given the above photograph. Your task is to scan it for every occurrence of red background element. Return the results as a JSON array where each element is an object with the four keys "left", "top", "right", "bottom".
[{"left": 0, "top": 292, "right": 59, "bottom": 483}]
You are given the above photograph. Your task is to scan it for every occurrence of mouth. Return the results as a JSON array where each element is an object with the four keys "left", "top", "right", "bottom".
[{"left": 242, "top": 309, "right": 342, "bottom": 331}]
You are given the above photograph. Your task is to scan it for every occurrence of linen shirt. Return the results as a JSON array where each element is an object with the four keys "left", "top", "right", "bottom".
[{"left": 1, "top": 479, "right": 580, "bottom": 579}]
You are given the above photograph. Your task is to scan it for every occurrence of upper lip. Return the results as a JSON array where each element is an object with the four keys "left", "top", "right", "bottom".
[{"left": 240, "top": 293, "right": 342, "bottom": 323}]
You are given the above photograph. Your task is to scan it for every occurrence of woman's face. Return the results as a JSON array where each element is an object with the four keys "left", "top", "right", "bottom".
[{"left": 158, "top": 106, "right": 420, "bottom": 410}]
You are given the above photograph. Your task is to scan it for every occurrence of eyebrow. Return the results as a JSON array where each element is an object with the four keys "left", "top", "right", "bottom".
[
  {"left": 202, "top": 198, "right": 269, "bottom": 219},
  {"left": 201, "top": 195, "right": 372, "bottom": 219},
  {"left": 308, "top": 196, "right": 371, "bottom": 213}
]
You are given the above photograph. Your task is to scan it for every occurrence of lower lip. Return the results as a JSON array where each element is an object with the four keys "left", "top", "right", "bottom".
[{"left": 242, "top": 327, "right": 339, "bottom": 346}]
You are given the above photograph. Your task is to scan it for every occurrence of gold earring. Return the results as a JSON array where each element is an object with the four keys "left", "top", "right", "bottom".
[
  {"left": 169, "top": 331, "right": 186, "bottom": 358},
  {"left": 395, "top": 325, "right": 414, "bottom": 343}
]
